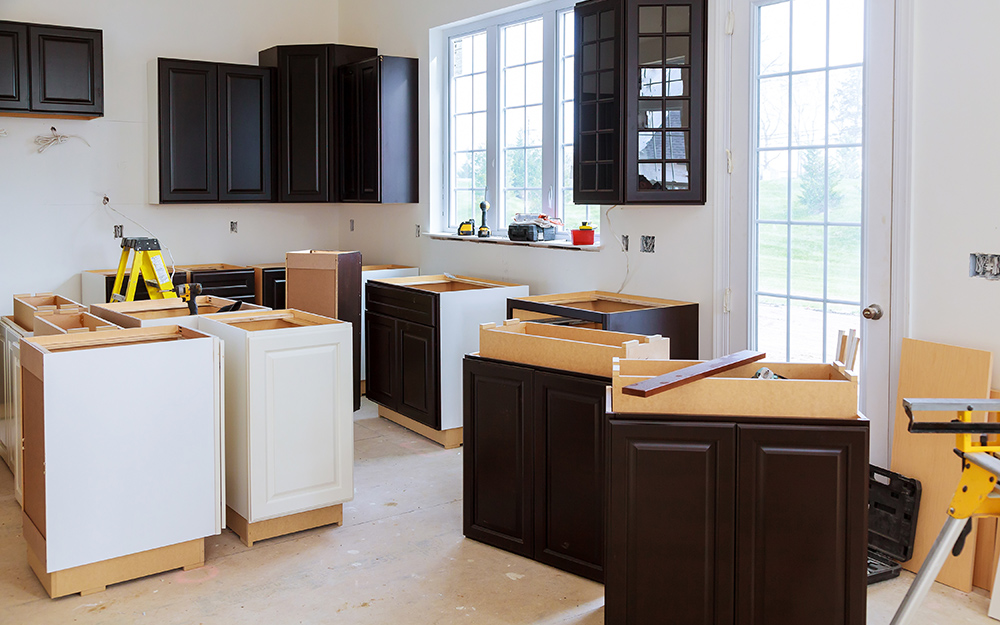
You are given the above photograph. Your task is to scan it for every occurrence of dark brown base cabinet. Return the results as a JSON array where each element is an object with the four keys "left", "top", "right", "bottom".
[
  {"left": 606, "top": 417, "right": 869, "bottom": 625},
  {"left": 463, "top": 355, "right": 607, "bottom": 582}
]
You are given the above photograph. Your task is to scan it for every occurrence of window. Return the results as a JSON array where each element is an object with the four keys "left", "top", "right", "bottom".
[{"left": 445, "top": 0, "right": 598, "bottom": 237}]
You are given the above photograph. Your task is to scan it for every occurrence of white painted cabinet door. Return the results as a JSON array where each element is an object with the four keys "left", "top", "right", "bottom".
[
  {"left": 6, "top": 331, "right": 22, "bottom": 505},
  {"left": 0, "top": 325, "right": 11, "bottom": 467},
  {"left": 247, "top": 329, "right": 353, "bottom": 521}
]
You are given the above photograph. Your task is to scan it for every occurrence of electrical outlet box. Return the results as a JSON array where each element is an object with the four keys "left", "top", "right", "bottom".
[
  {"left": 621, "top": 235, "right": 629, "bottom": 251},
  {"left": 415, "top": 224, "right": 421, "bottom": 238},
  {"left": 350, "top": 219, "right": 355, "bottom": 232},
  {"left": 640, "top": 235, "right": 655, "bottom": 253},
  {"left": 230, "top": 221, "right": 238, "bottom": 234},
  {"left": 113, "top": 225, "right": 123, "bottom": 239},
  {"left": 970, "top": 253, "right": 1000, "bottom": 280}
]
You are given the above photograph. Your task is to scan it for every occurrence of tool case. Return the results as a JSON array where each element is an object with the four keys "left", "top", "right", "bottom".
[
  {"left": 508, "top": 222, "right": 555, "bottom": 242},
  {"left": 868, "top": 464, "right": 921, "bottom": 584}
]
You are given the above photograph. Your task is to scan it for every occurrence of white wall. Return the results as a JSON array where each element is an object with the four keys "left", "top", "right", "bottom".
[
  {"left": 337, "top": 0, "right": 723, "bottom": 358},
  {"left": 910, "top": 2, "right": 1000, "bottom": 389},
  {"left": 0, "top": 0, "right": 341, "bottom": 309}
]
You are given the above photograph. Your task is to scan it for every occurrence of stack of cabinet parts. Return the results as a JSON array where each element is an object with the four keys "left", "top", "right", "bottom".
[
  {"left": 13, "top": 293, "right": 83, "bottom": 332},
  {"left": 607, "top": 358, "right": 868, "bottom": 624},
  {"left": 198, "top": 310, "right": 354, "bottom": 547},
  {"left": 80, "top": 264, "right": 255, "bottom": 306},
  {"left": 32, "top": 309, "right": 119, "bottom": 336},
  {"left": 365, "top": 275, "right": 529, "bottom": 448},
  {"left": 464, "top": 321, "right": 670, "bottom": 581},
  {"left": 91, "top": 296, "right": 267, "bottom": 330},
  {"left": 360, "top": 265, "right": 419, "bottom": 393},
  {"left": 285, "top": 250, "right": 362, "bottom": 410},
  {"left": 506, "top": 290, "right": 699, "bottom": 359},
  {"left": 250, "top": 263, "right": 287, "bottom": 309},
  {"left": 20, "top": 326, "right": 224, "bottom": 598}
]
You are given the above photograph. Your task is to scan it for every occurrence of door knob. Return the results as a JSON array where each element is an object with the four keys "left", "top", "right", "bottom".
[{"left": 863, "top": 304, "right": 883, "bottom": 320}]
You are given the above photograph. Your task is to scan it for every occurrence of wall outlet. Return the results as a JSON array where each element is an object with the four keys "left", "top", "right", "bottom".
[
  {"left": 350, "top": 219, "right": 355, "bottom": 232},
  {"left": 621, "top": 234, "right": 629, "bottom": 251},
  {"left": 970, "top": 253, "right": 1000, "bottom": 280},
  {"left": 230, "top": 221, "right": 238, "bottom": 234},
  {"left": 415, "top": 224, "right": 422, "bottom": 238},
  {"left": 640, "top": 235, "right": 655, "bottom": 253},
  {"left": 113, "top": 224, "right": 123, "bottom": 238}
]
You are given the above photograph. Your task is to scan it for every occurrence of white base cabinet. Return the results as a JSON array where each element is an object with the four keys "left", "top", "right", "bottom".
[{"left": 1, "top": 316, "right": 30, "bottom": 507}]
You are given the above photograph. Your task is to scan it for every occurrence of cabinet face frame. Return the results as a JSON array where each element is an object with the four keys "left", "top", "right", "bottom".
[{"left": 0, "top": 22, "right": 29, "bottom": 111}]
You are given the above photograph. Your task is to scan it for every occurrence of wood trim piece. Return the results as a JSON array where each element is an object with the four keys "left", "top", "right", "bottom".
[
  {"left": 374, "top": 274, "right": 523, "bottom": 288},
  {"left": 622, "top": 350, "right": 765, "bottom": 397},
  {"left": 512, "top": 290, "right": 695, "bottom": 308},
  {"left": 226, "top": 505, "right": 343, "bottom": 548},
  {"left": 379, "top": 405, "right": 463, "bottom": 449}
]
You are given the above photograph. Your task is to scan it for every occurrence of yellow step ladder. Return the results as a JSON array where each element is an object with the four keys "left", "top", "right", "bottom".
[{"left": 110, "top": 237, "right": 178, "bottom": 302}]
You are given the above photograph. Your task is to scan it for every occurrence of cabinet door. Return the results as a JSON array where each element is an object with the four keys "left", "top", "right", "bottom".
[
  {"left": 574, "top": 0, "right": 624, "bottom": 204},
  {"left": 533, "top": 370, "right": 607, "bottom": 581},
  {"left": 0, "top": 326, "right": 10, "bottom": 466},
  {"left": 396, "top": 320, "right": 439, "bottom": 429},
  {"left": 7, "top": 334, "right": 23, "bottom": 506},
  {"left": 28, "top": 25, "right": 103, "bottom": 116},
  {"left": 736, "top": 425, "right": 868, "bottom": 625},
  {"left": 365, "top": 311, "right": 398, "bottom": 410},
  {"left": 247, "top": 329, "right": 353, "bottom": 520},
  {"left": 157, "top": 59, "right": 218, "bottom": 202},
  {"left": 276, "top": 46, "right": 328, "bottom": 202},
  {"left": 463, "top": 358, "right": 534, "bottom": 557},
  {"left": 261, "top": 268, "right": 286, "bottom": 309},
  {"left": 337, "top": 61, "right": 362, "bottom": 202},
  {"left": 607, "top": 420, "right": 736, "bottom": 625},
  {"left": 328, "top": 45, "right": 378, "bottom": 201},
  {"left": 378, "top": 56, "right": 419, "bottom": 204},
  {"left": 0, "top": 22, "right": 29, "bottom": 111},
  {"left": 218, "top": 64, "right": 273, "bottom": 202}
]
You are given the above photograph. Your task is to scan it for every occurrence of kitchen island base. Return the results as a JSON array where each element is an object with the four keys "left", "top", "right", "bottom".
[
  {"left": 378, "top": 405, "right": 463, "bottom": 449},
  {"left": 226, "top": 504, "right": 343, "bottom": 548}
]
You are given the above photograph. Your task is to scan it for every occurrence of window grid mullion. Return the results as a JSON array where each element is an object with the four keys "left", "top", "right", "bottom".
[{"left": 486, "top": 24, "right": 499, "bottom": 231}]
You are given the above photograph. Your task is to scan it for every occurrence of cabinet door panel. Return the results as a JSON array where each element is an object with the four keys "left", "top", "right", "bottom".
[
  {"left": 0, "top": 22, "right": 28, "bottom": 110},
  {"left": 218, "top": 65, "right": 272, "bottom": 202},
  {"left": 279, "top": 47, "right": 328, "bottom": 202},
  {"left": 358, "top": 58, "right": 381, "bottom": 201},
  {"left": 463, "top": 358, "right": 534, "bottom": 556},
  {"left": 607, "top": 420, "right": 736, "bottom": 625},
  {"left": 397, "top": 320, "right": 438, "bottom": 429},
  {"left": 261, "top": 269, "right": 286, "bottom": 309},
  {"left": 736, "top": 425, "right": 868, "bottom": 625},
  {"left": 158, "top": 59, "right": 218, "bottom": 202},
  {"left": 365, "top": 311, "right": 397, "bottom": 410},
  {"left": 28, "top": 25, "right": 103, "bottom": 115},
  {"left": 533, "top": 371, "right": 607, "bottom": 581},
  {"left": 337, "top": 63, "right": 361, "bottom": 201},
  {"left": 0, "top": 326, "right": 11, "bottom": 466}
]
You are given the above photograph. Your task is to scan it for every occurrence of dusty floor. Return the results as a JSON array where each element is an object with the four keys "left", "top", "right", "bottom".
[{"left": 0, "top": 398, "right": 994, "bottom": 624}]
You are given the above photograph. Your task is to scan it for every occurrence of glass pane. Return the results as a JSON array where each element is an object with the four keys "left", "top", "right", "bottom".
[
  {"left": 599, "top": 71, "right": 615, "bottom": 96},
  {"left": 473, "top": 33, "right": 486, "bottom": 73},
  {"left": 664, "top": 132, "right": 688, "bottom": 159},
  {"left": 505, "top": 149, "right": 525, "bottom": 187},
  {"left": 564, "top": 194, "right": 587, "bottom": 228},
  {"left": 789, "top": 224, "right": 825, "bottom": 298},
  {"left": 563, "top": 58, "right": 574, "bottom": 98},
  {"left": 561, "top": 12, "right": 574, "bottom": 56},
  {"left": 663, "top": 163, "right": 689, "bottom": 190},
  {"left": 453, "top": 36, "right": 471, "bottom": 76},
  {"left": 758, "top": 150, "right": 789, "bottom": 221},
  {"left": 759, "top": 2, "right": 789, "bottom": 74},
  {"left": 664, "top": 68, "right": 688, "bottom": 96},
  {"left": 563, "top": 102, "right": 574, "bottom": 144},
  {"left": 600, "top": 9, "right": 614, "bottom": 38},
  {"left": 455, "top": 75, "right": 472, "bottom": 114},
  {"left": 581, "top": 133, "right": 596, "bottom": 161},
  {"left": 456, "top": 189, "right": 476, "bottom": 223},
  {"left": 638, "top": 100, "right": 662, "bottom": 129},
  {"left": 664, "top": 36, "right": 689, "bottom": 65},
  {"left": 526, "top": 63, "right": 543, "bottom": 105},
  {"left": 828, "top": 146, "right": 862, "bottom": 223},
  {"left": 829, "top": 67, "right": 862, "bottom": 144},
  {"left": 639, "top": 6, "right": 662, "bottom": 33},
  {"left": 791, "top": 0, "right": 827, "bottom": 72},
  {"left": 791, "top": 71, "right": 825, "bottom": 146},
  {"left": 473, "top": 150, "right": 486, "bottom": 188},
  {"left": 526, "top": 19, "right": 543, "bottom": 63},
  {"left": 599, "top": 102, "right": 616, "bottom": 130},
  {"left": 827, "top": 303, "right": 860, "bottom": 364},
  {"left": 640, "top": 68, "right": 662, "bottom": 96},
  {"left": 583, "top": 43, "right": 597, "bottom": 72},
  {"left": 827, "top": 226, "right": 861, "bottom": 302},
  {"left": 664, "top": 101, "right": 689, "bottom": 127},
  {"left": 829, "top": 0, "right": 864, "bottom": 66},
  {"left": 758, "top": 223, "right": 788, "bottom": 295},
  {"left": 580, "top": 163, "right": 596, "bottom": 190},
  {"left": 473, "top": 112, "right": 486, "bottom": 150},
  {"left": 638, "top": 132, "right": 662, "bottom": 160},
  {"left": 665, "top": 7, "right": 690, "bottom": 33},
  {"left": 600, "top": 41, "right": 615, "bottom": 70},
  {"left": 598, "top": 163, "right": 614, "bottom": 189},
  {"left": 757, "top": 295, "right": 788, "bottom": 361},
  {"left": 789, "top": 299, "right": 824, "bottom": 361},
  {"left": 506, "top": 189, "right": 525, "bottom": 215},
  {"left": 598, "top": 133, "right": 614, "bottom": 160},
  {"left": 473, "top": 73, "right": 486, "bottom": 112},
  {"left": 638, "top": 37, "right": 662, "bottom": 66},
  {"left": 563, "top": 147, "right": 573, "bottom": 187},
  {"left": 526, "top": 106, "right": 543, "bottom": 146},
  {"left": 455, "top": 113, "right": 472, "bottom": 151},
  {"left": 505, "top": 22, "right": 525, "bottom": 66},
  {"left": 583, "top": 74, "right": 598, "bottom": 101},
  {"left": 758, "top": 76, "right": 789, "bottom": 148},
  {"left": 524, "top": 189, "right": 543, "bottom": 213},
  {"left": 505, "top": 107, "right": 525, "bottom": 147},
  {"left": 583, "top": 14, "right": 597, "bottom": 41},
  {"left": 505, "top": 65, "right": 525, "bottom": 107},
  {"left": 455, "top": 152, "right": 472, "bottom": 188},
  {"left": 638, "top": 163, "right": 662, "bottom": 190},
  {"left": 790, "top": 149, "right": 826, "bottom": 221}
]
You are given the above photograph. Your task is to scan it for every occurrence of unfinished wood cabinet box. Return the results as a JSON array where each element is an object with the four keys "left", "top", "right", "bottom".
[
  {"left": 360, "top": 264, "right": 419, "bottom": 389},
  {"left": 479, "top": 320, "right": 669, "bottom": 378},
  {"left": 90, "top": 296, "right": 267, "bottom": 330},
  {"left": 612, "top": 358, "right": 858, "bottom": 418},
  {"left": 0, "top": 315, "right": 31, "bottom": 506},
  {"left": 13, "top": 293, "right": 83, "bottom": 332},
  {"left": 32, "top": 310, "right": 119, "bottom": 336},
  {"left": 506, "top": 290, "right": 699, "bottom": 359},
  {"left": 20, "top": 326, "right": 224, "bottom": 597},
  {"left": 198, "top": 309, "right": 353, "bottom": 547}
]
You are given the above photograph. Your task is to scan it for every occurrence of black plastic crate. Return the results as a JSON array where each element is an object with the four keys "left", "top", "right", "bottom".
[{"left": 867, "top": 464, "right": 921, "bottom": 585}]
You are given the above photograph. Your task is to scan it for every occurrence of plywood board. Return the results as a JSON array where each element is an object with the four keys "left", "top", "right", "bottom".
[
  {"left": 890, "top": 339, "right": 993, "bottom": 593},
  {"left": 511, "top": 290, "right": 694, "bottom": 308},
  {"left": 226, "top": 504, "right": 343, "bottom": 547}
]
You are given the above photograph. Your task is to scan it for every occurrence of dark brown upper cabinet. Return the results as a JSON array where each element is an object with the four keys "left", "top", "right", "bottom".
[
  {"left": 574, "top": 0, "right": 706, "bottom": 205},
  {"left": 0, "top": 21, "right": 103, "bottom": 118},
  {"left": 338, "top": 56, "right": 418, "bottom": 204},
  {"left": 258, "top": 44, "right": 376, "bottom": 202},
  {"left": 151, "top": 58, "right": 273, "bottom": 204}
]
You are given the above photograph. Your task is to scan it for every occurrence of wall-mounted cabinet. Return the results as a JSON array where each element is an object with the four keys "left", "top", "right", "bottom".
[
  {"left": 0, "top": 21, "right": 103, "bottom": 118},
  {"left": 338, "top": 56, "right": 418, "bottom": 204},
  {"left": 574, "top": 0, "right": 706, "bottom": 205},
  {"left": 149, "top": 58, "right": 273, "bottom": 204}
]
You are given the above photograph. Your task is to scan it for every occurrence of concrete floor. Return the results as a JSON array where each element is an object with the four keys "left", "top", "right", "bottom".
[{"left": 0, "top": 398, "right": 995, "bottom": 624}]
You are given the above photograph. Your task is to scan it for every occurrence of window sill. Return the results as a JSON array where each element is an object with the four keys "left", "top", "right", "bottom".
[{"left": 425, "top": 232, "right": 602, "bottom": 251}]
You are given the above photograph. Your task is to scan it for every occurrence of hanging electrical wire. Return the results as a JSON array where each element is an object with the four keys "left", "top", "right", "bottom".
[
  {"left": 604, "top": 204, "right": 631, "bottom": 293},
  {"left": 34, "top": 126, "right": 90, "bottom": 153},
  {"left": 102, "top": 195, "right": 177, "bottom": 280}
]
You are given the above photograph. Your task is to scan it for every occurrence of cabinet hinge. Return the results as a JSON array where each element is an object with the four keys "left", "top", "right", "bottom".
[
  {"left": 725, "top": 11, "right": 735, "bottom": 35},
  {"left": 726, "top": 149, "right": 733, "bottom": 174}
]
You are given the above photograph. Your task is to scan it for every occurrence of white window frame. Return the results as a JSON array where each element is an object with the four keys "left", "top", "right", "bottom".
[{"left": 439, "top": 0, "right": 582, "bottom": 239}]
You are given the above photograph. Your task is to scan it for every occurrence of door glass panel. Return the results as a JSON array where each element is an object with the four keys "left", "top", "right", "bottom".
[
  {"left": 638, "top": 100, "right": 663, "bottom": 128},
  {"left": 665, "top": 7, "right": 690, "bottom": 32},
  {"left": 639, "top": 6, "right": 662, "bottom": 33},
  {"left": 663, "top": 36, "right": 689, "bottom": 64}
]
